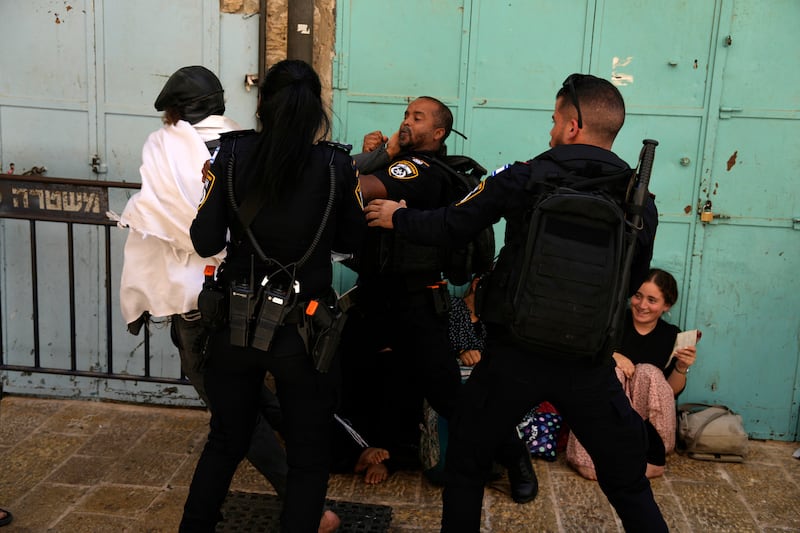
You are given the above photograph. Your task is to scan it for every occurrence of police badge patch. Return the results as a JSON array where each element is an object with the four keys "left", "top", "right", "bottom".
[{"left": 388, "top": 160, "right": 419, "bottom": 179}]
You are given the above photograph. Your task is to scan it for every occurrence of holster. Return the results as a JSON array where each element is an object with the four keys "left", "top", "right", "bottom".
[
  {"left": 428, "top": 281, "right": 451, "bottom": 317},
  {"left": 304, "top": 287, "right": 358, "bottom": 373}
]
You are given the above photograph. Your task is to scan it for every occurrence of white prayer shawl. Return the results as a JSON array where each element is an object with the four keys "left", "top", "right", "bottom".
[{"left": 118, "top": 117, "right": 237, "bottom": 324}]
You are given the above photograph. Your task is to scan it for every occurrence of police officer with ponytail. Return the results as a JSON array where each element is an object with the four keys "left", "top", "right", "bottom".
[{"left": 180, "top": 60, "right": 364, "bottom": 533}]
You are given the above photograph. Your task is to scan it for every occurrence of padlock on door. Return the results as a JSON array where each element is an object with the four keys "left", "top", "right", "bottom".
[{"left": 700, "top": 200, "right": 713, "bottom": 223}]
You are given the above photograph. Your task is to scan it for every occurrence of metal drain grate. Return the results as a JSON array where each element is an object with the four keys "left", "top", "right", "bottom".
[{"left": 217, "top": 491, "right": 393, "bottom": 532}]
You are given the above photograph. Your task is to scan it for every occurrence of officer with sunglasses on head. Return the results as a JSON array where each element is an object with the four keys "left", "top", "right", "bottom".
[{"left": 365, "top": 74, "right": 666, "bottom": 532}]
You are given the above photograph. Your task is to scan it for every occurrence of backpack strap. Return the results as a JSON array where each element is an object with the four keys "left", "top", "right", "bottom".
[
  {"left": 526, "top": 151, "right": 634, "bottom": 193},
  {"left": 225, "top": 142, "right": 337, "bottom": 270}
]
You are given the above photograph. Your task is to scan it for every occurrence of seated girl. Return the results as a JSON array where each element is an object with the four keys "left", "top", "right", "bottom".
[{"left": 567, "top": 268, "right": 698, "bottom": 479}]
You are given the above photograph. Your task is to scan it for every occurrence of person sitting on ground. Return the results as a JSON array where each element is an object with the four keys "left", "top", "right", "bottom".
[{"left": 567, "top": 268, "right": 698, "bottom": 479}]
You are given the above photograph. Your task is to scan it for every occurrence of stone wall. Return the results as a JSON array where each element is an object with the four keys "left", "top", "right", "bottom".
[{"left": 220, "top": 0, "right": 337, "bottom": 107}]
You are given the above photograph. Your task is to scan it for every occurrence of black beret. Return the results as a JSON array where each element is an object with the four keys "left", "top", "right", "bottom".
[{"left": 154, "top": 66, "right": 225, "bottom": 124}]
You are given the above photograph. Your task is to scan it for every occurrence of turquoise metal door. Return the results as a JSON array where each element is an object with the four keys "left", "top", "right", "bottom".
[
  {"left": 0, "top": 1, "right": 258, "bottom": 404},
  {"left": 682, "top": 1, "right": 800, "bottom": 439},
  {"left": 335, "top": 0, "right": 800, "bottom": 439}
]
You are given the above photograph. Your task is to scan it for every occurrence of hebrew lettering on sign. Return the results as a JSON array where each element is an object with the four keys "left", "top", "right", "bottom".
[
  {"left": 11, "top": 187, "right": 101, "bottom": 214},
  {"left": 1, "top": 179, "right": 110, "bottom": 223}
]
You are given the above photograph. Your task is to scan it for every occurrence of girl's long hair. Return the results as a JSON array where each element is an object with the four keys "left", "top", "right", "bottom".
[{"left": 248, "top": 60, "right": 330, "bottom": 205}]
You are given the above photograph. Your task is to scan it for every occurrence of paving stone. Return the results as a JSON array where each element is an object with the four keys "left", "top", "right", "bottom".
[
  {"left": 104, "top": 448, "right": 186, "bottom": 487},
  {"left": 36, "top": 401, "right": 118, "bottom": 435},
  {"left": 46, "top": 455, "right": 116, "bottom": 485},
  {"left": 3, "top": 395, "right": 797, "bottom": 533},
  {"left": 550, "top": 470, "right": 621, "bottom": 532},
  {"left": 0, "top": 396, "right": 63, "bottom": 445},
  {"left": 168, "top": 449, "right": 203, "bottom": 488},
  {"left": 77, "top": 484, "right": 161, "bottom": 516},
  {"left": 346, "top": 470, "right": 422, "bottom": 505},
  {"left": 2, "top": 431, "right": 85, "bottom": 497},
  {"left": 142, "top": 486, "right": 188, "bottom": 533},
  {"left": 76, "top": 423, "right": 152, "bottom": 458},
  {"left": 4, "top": 482, "right": 88, "bottom": 531},
  {"left": 49, "top": 512, "right": 144, "bottom": 533},
  {"left": 670, "top": 479, "right": 759, "bottom": 531}
]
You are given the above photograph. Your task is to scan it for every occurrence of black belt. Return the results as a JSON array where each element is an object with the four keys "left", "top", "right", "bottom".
[{"left": 283, "top": 304, "right": 305, "bottom": 324}]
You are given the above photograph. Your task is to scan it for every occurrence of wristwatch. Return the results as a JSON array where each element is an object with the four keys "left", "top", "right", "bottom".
[{"left": 674, "top": 365, "right": 690, "bottom": 375}]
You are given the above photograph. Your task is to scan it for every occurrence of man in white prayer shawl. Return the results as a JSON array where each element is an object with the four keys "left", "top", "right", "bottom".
[{"left": 117, "top": 66, "right": 291, "bottom": 501}]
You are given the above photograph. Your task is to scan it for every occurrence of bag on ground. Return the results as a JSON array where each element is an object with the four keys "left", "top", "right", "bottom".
[{"left": 677, "top": 403, "right": 748, "bottom": 462}]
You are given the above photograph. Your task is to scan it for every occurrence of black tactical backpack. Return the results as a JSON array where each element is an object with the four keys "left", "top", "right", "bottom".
[
  {"left": 424, "top": 154, "right": 496, "bottom": 286},
  {"left": 477, "top": 140, "right": 658, "bottom": 359}
]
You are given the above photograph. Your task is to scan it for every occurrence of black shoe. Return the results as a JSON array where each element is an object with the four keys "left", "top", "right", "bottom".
[{"left": 507, "top": 454, "right": 538, "bottom": 504}]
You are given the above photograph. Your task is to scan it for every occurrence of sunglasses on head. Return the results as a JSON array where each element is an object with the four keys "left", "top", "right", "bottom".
[{"left": 562, "top": 74, "right": 584, "bottom": 129}]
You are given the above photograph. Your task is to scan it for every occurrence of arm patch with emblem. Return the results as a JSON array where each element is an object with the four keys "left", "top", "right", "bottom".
[{"left": 388, "top": 160, "right": 419, "bottom": 180}]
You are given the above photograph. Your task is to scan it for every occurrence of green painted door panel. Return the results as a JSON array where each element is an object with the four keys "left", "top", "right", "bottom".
[
  {"left": 715, "top": 0, "right": 800, "bottom": 117},
  {"left": 1, "top": 1, "right": 259, "bottom": 405},
  {"left": 707, "top": 118, "right": 799, "bottom": 222},
  {"left": 337, "top": 0, "right": 467, "bottom": 101},
  {"left": 683, "top": 1, "right": 800, "bottom": 439},
  {"left": 334, "top": 0, "right": 800, "bottom": 438},
  {"left": 467, "top": 1, "right": 592, "bottom": 108},
  {"left": 688, "top": 226, "right": 799, "bottom": 439},
  {"left": 594, "top": 1, "right": 717, "bottom": 110}
]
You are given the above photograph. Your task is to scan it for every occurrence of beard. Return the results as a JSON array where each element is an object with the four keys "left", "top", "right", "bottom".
[{"left": 398, "top": 127, "right": 412, "bottom": 150}]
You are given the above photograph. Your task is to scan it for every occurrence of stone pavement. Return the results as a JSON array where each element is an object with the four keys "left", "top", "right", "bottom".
[{"left": 1, "top": 394, "right": 799, "bottom": 532}]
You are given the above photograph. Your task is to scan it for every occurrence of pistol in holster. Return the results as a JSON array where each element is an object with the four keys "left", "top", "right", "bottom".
[
  {"left": 427, "top": 280, "right": 451, "bottom": 317},
  {"left": 304, "top": 287, "right": 358, "bottom": 373}
]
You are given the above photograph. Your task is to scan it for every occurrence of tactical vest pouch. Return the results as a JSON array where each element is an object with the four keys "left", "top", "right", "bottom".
[
  {"left": 229, "top": 281, "right": 256, "bottom": 348},
  {"left": 474, "top": 266, "right": 512, "bottom": 325},
  {"left": 510, "top": 190, "right": 626, "bottom": 359},
  {"left": 428, "top": 281, "right": 452, "bottom": 316},
  {"left": 198, "top": 265, "right": 228, "bottom": 330},
  {"left": 378, "top": 233, "right": 442, "bottom": 274},
  {"left": 251, "top": 284, "right": 294, "bottom": 352}
]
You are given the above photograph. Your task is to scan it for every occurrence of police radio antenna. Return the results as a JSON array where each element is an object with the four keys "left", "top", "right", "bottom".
[{"left": 451, "top": 128, "right": 468, "bottom": 140}]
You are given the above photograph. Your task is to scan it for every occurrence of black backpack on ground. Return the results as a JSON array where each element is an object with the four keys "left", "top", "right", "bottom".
[{"left": 477, "top": 140, "right": 658, "bottom": 360}]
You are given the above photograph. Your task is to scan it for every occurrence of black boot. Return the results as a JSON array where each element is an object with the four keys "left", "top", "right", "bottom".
[{"left": 507, "top": 453, "right": 538, "bottom": 504}]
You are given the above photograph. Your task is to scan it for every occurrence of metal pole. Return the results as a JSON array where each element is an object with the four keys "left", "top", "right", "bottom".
[{"left": 287, "top": 0, "right": 314, "bottom": 64}]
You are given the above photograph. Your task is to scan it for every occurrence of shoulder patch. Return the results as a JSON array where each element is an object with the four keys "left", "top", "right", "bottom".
[
  {"left": 455, "top": 181, "right": 486, "bottom": 206},
  {"left": 491, "top": 164, "right": 510, "bottom": 177},
  {"left": 198, "top": 169, "right": 216, "bottom": 210},
  {"left": 388, "top": 160, "right": 419, "bottom": 180}
]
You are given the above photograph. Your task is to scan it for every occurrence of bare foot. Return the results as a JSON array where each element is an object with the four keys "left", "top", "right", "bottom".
[
  {"left": 318, "top": 509, "right": 340, "bottom": 533},
  {"left": 354, "top": 447, "right": 390, "bottom": 473},
  {"left": 364, "top": 462, "right": 389, "bottom": 484},
  {"left": 574, "top": 464, "right": 597, "bottom": 481},
  {"left": 645, "top": 463, "right": 665, "bottom": 479}
]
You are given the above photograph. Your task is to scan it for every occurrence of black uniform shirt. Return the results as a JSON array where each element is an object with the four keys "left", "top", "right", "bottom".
[
  {"left": 392, "top": 144, "right": 658, "bottom": 293},
  {"left": 357, "top": 150, "right": 450, "bottom": 286},
  {"left": 191, "top": 131, "right": 365, "bottom": 300}
]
